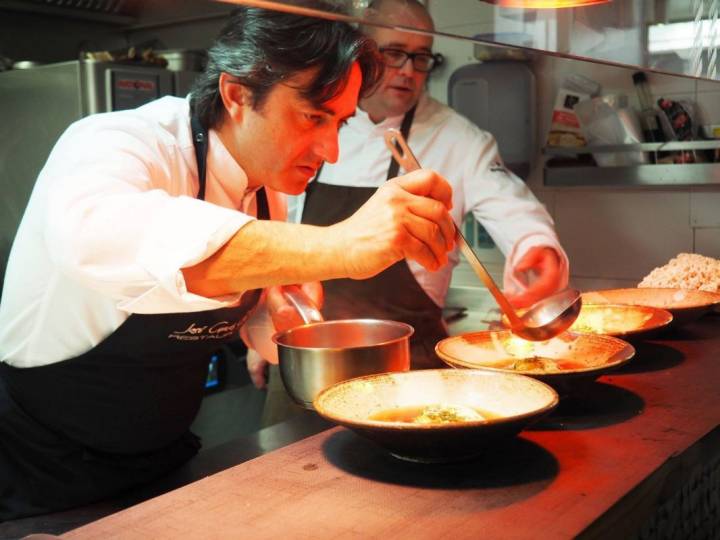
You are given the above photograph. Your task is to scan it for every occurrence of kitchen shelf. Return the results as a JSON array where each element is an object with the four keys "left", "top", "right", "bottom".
[{"left": 543, "top": 141, "right": 720, "bottom": 187}]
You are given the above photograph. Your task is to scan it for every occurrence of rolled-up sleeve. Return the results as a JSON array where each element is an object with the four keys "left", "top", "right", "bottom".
[{"left": 41, "top": 115, "right": 254, "bottom": 314}]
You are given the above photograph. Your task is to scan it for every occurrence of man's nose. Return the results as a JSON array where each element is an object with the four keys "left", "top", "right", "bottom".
[
  {"left": 315, "top": 126, "right": 340, "bottom": 164},
  {"left": 398, "top": 57, "right": 417, "bottom": 76}
]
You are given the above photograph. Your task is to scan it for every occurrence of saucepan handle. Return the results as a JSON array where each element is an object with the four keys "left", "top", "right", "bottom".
[{"left": 282, "top": 285, "right": 324, "bottom": 324}]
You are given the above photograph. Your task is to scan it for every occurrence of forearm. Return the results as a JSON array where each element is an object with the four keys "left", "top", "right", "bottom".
[{"left": 182, "top": 220, "right": 347, "bottom": 297}]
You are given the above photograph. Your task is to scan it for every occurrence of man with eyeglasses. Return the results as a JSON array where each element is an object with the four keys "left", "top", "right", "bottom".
[{"left": 247, "top": 0, "right": 569, "bottom": 417}]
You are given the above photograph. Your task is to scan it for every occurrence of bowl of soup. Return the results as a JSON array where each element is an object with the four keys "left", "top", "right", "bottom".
[
  {"left": 436, "top": 330, "right": 635, "bottom": 396},
  {"left": 581, "top": 288, "right": 720, "bottom": 327},
  {"left": 313, "top": 369, "right": 558, "bottom": 463},
  {"left": 501, "top": 303, "right": 672, "bottom": 340}
]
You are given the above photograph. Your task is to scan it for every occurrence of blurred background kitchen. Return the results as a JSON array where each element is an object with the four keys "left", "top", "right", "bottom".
[{"left": 2, "top": 0, "right": 719, "bottom": 448}]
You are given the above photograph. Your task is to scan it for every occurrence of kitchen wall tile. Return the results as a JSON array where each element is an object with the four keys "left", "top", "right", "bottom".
[
  {"left": 642, "top": 71, "right": 696, "bottom": 96},
  {"left": 430, "top": 0, "right": 491, "bottom": 32},
  {"left": 555, "top": 191, "right": 692, "bottom": 280},
  {"left": 695, "top": 228, "right": 720, "bottom": 258},
  {"left": 697, "top": 79, "right": 720, "bottom": 94},
  {"left": 691, "top": 192, "right": 720, "bottom": 227},
  {"left": 571, "top": 276, "right": 639, "bottom": 291}
]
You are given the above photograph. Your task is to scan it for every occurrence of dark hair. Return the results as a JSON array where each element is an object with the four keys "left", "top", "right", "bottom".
[{"left": 190, "top": 1, "right": 383, "bottom": 129}]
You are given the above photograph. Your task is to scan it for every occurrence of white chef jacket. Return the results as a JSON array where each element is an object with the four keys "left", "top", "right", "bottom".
[
  {"left": 0, "top": 96, "right": 286, "bottom": 367},
  {"left": 291, "top": 93, "right": 568, "bottom": 307}
]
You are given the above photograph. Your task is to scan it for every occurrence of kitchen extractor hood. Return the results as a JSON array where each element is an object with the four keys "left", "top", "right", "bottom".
[
  {"left": 0, "top": 0, "right": 143, "bottom": 23},
  {"left": 481, "top": 0, "right": 611, "bottom": 7}
]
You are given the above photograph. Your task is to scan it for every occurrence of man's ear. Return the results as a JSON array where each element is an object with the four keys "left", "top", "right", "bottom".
[{"left": 219, "top": 72, "right": 249, "bottom": 123}]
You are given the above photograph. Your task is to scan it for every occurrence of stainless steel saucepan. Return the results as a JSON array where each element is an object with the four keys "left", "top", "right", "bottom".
[{"left": 272, "top": 287, "right": 412, "bottom": 409}]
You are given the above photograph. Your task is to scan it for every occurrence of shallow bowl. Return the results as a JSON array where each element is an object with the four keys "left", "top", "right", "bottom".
[
  {"left": 436, "top": 330, "right": 635, "bottom": 397},
  {"left": 313, "top": 369, "right": 558, "bottom": 463},
  {"left": 581, "top": 288, "right": 720, "bottom": 327},
  {"left": 503, "top": 303, "right": 672, "bottom": 340}
]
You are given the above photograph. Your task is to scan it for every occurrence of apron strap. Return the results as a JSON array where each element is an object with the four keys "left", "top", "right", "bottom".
[
  {"left": 255, "top": 186, "right": 270, "bottom": 220},
  {"left": 190, "top": 115, "right": 209, "bottom": 201},
  {"left": 191, "top": 113, "right": 269, "bottom": 220}
]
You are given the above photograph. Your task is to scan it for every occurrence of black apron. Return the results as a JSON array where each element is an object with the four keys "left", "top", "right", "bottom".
[
  {"left": 0, "top": 116, "right": 269, "bottom": 520},
  {"left": 302, "top": 106, "right": 447, "bottom": 370}
]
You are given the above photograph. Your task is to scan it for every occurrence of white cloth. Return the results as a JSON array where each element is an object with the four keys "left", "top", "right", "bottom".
[
  {"left": 0, "top": 96, "right": 286, "bottom": 367},
  {"left": 291, "top": 93, "right": 568, "bottom": 307}
]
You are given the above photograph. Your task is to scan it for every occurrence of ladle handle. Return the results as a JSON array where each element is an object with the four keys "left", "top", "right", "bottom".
[
  {"left": 383, "top": 128, "right": 525, "bottom": 329},
  {"left": 282, "top": 285, "right": 324, "bottom": 325}
]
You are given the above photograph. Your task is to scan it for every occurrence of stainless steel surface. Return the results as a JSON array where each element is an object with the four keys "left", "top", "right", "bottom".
[
  {"left": 544, "top": 163, "right": 720, "bottom": 187},
  {"left": 80, "top": 60, "right": 174, "bottom": 114},
  {"left": 0, "top": 0, "right": 137, "bottom": 24},
  {"left": 545, "top": 141, "right": 720, "bottom": 155},
  {"left": 282, "top": 285, "right": 324, "bottom": 324},
  {"left": 0, "top": 60, "right": 199, "bottom": 295},
  {"left": 11, "top": 60, "right": 43, "bottom": 69},
  {"left": 156, "top": 49, "right": 207, "bottom": 72},
  {"left": 0, "top": 62, "right": 82, "bottom": 295},
  {"left": 384, "top": 128, "right": 581, "bottom": 341},
  {"left": 273, "top": 319, "right": 412, "bottom": 409}
]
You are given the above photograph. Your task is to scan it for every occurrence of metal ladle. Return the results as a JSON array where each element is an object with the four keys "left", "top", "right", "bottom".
[{"left": 384, "top": 128, "right": 581, "bottom": 341}]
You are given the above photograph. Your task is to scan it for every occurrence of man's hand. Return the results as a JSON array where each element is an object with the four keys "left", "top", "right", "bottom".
[
  {"left": 506, "top": 246, "right": 564, "bottom": 308},
  {"left": 331, "top": 169, "right": 455, "bottom": 279},
  {"left": 266, "top": 282, "right": 324, "bottom": 332},
  {"left": 246, "top": 348, "right": 269, "bottom": 390}
]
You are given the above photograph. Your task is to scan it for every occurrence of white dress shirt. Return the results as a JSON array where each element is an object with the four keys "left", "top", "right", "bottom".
[
  {"left": 291, "top": 93, "right": 568, "bottom": 307},
  {"left": 0, "top": 96, "right": 286, "bottom": 367}
]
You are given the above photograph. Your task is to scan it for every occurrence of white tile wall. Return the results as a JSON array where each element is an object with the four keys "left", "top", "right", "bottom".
[
  {"left": 554, "top": 191, "right": 693, "bottom": 281},
  {"left": 695, "top": 228, "right": 720, "bottom": 257},
  {"left": 691, "top": 191, "right": 720, "bottom": 227},
  {"left": 428, "top": 0, "right": 492, "bottom": 32}
]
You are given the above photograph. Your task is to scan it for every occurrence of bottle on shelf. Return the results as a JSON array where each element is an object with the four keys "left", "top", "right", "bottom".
[{"left": 632, "top": 72, "right": 669, "bottom": 163}]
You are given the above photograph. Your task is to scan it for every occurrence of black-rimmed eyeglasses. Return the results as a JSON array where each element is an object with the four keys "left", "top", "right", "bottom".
[{"left": 378, "top": 48, "right": 443, "bottom": 73}]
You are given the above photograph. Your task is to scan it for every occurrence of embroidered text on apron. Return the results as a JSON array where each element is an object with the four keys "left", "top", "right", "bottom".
[
  {"left": 302, "top": 106, "right": 447, "bottom": 370},
  {"left": 0, "top": 115, "right": 269, "bottom": 520}
]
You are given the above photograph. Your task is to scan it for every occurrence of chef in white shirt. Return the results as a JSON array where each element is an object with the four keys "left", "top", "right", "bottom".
[
  {"left": 0, "top": 3, "right": 457, "bottom": 520},
  {"left": 247, "top": 0, "right": 568, "bottom": 400}
]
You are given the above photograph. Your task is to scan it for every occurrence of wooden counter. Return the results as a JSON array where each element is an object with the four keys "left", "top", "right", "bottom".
[{"left": 64, "top": 316, "right": 720, "bottom": 539}]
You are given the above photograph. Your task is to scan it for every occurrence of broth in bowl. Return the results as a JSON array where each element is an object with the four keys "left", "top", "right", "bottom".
[
  {"left": 369, "top": 403, "right": 499, "bottom": 424},
  {"left": 436, "top": 331, "right": 635, "bottom": 396},
  {"left": 503, "top": 304, "right": 672, "bottom": 338}
]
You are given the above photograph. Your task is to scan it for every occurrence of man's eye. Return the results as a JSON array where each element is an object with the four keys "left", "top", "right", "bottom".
[
  {"left": 304, "top": 113, "right": 324, "bottom": 125},
  {"left": 384, "top": 50, "right": 405, "bottom": 61}
]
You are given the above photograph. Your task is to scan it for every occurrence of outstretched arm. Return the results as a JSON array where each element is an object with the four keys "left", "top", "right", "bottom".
[{"left": 183, "top": 169, "right": 455, "bottom": 297}]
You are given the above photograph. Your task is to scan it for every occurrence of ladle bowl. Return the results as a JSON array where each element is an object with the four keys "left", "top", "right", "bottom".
[
  {"left": 384, "top": 128, "right": 581, "bottom": 341},
  {"left": 513, "top": 288, "right": 582, "bottom": 341}
]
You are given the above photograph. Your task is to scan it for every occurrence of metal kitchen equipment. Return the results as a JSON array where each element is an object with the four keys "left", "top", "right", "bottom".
[
  {"left": 272, "top": 287, "right": 412, "bottom": 409},
  {"left": 383, "top": 128, "right": 581, "bottom": 341},
  {"left": 0, "top": 58, "right": 202, "bottom": 295},
  {"left": 448, "top": 61, "right": 535, "bottom": 179}
]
